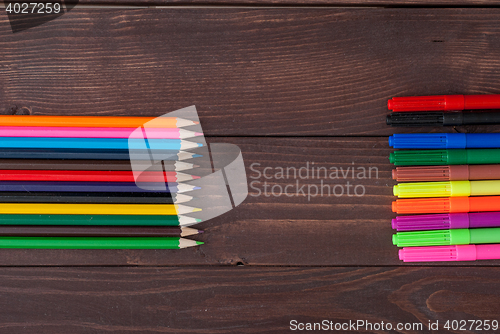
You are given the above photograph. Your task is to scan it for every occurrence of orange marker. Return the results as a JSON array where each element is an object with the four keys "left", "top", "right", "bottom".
[
  {"left": 0, "top": 116, "right": 198, "bottom": 128},
  {"left": 392, "top": 196, "right": 500, "bottom": 214}
]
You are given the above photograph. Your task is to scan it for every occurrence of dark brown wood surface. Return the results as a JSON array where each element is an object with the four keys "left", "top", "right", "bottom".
[
  {"left": 1, "top": 5, "right": 500, "bottom": 333},
  {"left": 3, "top": 9, "right": 500, "bottom": 136},
  {"left": 0, "top": 266, "right": 498, "bottom": 333}
]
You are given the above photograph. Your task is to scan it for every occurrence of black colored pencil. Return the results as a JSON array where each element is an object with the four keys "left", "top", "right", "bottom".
[{"left": 0, "top": 148, "right": 201, "bottom": 160}]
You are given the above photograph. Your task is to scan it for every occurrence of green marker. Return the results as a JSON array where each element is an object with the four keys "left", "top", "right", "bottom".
[
  {"left": 389, "top": 149, "right": 500, "bottom": 166},
  {"left": 393, "top": 228, "right": 500, "bottom": 247},
  {"left": 0, "top": 237, "right": 203, "bottom": 249},
  {"left": 0, "top": 214, "right": 201, "bottom": 226}
]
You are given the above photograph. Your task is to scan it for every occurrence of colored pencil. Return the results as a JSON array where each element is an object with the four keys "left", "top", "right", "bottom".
[
  {"left": 0, "top": 203, "right": 201, "bottom": 215},
  {"left": 0, "top": 192, "right": 192, "bottom": 204},
  {"left": 0, "top": 170, "right": 200, "bottom": 183},
  {"left": 0, "top": 236, "right": 203, "bottom": 249},
  {"left": 0, "top": 214, "right": 201, "bottom": 226},
  {"left": 0, "top": 127, "right": 202, "bottom": 139},
  {"left": 0, "top": 181, "right": 200, "bottom": 193},
  {"left": 0, "top": 137, "right": 202, "bottom": 150},
  {"left": 0, "top": 149, "right": 202, "bottom": 160},
  {"left": 0, "top": 226, "right": 202, "bottom": 237},
  {"left": 0, "top": 115, "right": 198, "bottom": 128},
  {"left": 0, "top": 159, "right": 198, "bottom": 171}
]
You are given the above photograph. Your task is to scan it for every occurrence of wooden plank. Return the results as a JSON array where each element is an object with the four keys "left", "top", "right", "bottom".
[
  {"left": 75, "top": 0, "right": 500, "bottom": 6},
  {"left": 3, "top": 8, "right": 500, "bottom": 135},
  {"left": 0, "top": 137, "right": 493, "bottom": 267},
  {"left": 0, "top": 266, "right": 498, "bottom": 333}
]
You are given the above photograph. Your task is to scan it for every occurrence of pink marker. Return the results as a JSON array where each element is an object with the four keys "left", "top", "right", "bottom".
[
  {"left": 399, "top": 244, "right": 500, "bottom": 262},
  {"left": 0, "top": 127, "right": 202, "bottom": 139}
]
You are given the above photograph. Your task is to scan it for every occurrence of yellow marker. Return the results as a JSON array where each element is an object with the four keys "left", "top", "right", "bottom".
[
  {"left": 0, "top": 204, "right": 201, "bottom": 215},
  {"left": 394, "top": 180, "right": 500, "bottom": 198}
]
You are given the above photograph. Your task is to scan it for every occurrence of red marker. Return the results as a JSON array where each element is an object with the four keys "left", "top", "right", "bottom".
[{"left": 388, "top": 94, "right": 500, "bottom": 112}]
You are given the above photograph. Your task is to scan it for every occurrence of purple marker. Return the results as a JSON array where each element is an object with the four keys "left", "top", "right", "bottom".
[{"left": 392, "top": 212, "right": 500, "bottom": 231}]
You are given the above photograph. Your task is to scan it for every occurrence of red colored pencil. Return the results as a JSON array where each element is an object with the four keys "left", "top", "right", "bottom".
[{"left": 0, "top": 170, "right": 200, "bottom": 183}]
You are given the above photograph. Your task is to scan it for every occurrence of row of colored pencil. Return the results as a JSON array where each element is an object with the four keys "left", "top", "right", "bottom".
[
  {"left": 387, "top": 95, "right": 500, "bottom": 262},
  {"left": 0, "top": 115, "right": 205, "bottom": 249}
]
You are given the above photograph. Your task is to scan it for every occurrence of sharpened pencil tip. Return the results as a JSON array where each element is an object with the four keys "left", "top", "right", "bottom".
[
  {"left": 196, "top": 241, "right": 204, "bottom": 245},
  {"left": 198, "top": 230, "right": 204, "bottom": 234},
  {"left": 196, "top": 218, "right": 202, "bottom": 222},
  {"left": 193, "top": 175, "right": 201, "bottom": 179},
  {"left": 194, "top": 121, "right": 199, "bottom": 125},
  {"left": 193, "top": 208, "right": 202, "bottom": 212}
]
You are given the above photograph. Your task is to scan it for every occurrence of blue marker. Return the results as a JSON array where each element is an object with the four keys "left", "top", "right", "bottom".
[{"left": 389, "top": 133, "right": 500, "bottom": 149}]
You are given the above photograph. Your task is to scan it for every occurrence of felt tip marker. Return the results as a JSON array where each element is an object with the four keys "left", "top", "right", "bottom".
[
  {"left": 389, "top": 133, "right": 500, "bottom": 149},
  {"left": 393, "top": 180, "right": 500, "bottom": 198},
  {"left": 392, "top": 196, "right": 500, "bottom": 214},
  {"left": 392, "top": 227, "right": 500, "bottom": 247},
  {"left": 386, "top": 111, "right": 500, "bottom": 127},
  {"left": 389, "top": 149, "right": 500, "bottom": 166},
  {"left": 388, "top": 94, "right": 500, "bottom": 112},
  {"left": 392, "top": 165, "right": 500, "bottom": 182},
  {"left": 399, "top": 244, "right": 500, "bottom": 262}
]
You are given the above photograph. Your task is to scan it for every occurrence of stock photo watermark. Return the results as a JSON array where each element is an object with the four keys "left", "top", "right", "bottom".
[{"left": 249, "top": 162, "right": 379, "bottom": 201}]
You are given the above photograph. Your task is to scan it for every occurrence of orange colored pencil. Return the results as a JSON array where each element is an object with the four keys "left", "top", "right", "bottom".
[{"left": 0, "top": 116, "right": 198, "bottom": 128}]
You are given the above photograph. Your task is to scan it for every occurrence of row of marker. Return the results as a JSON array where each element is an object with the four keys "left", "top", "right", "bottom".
[
  {"left": 387, "top": 94, "right": 500, "bottom": 262},
  {"left": 0, "top": 115, "right": 205, "bottom": 249}
]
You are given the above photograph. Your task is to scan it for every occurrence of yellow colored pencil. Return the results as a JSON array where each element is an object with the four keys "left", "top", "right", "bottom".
[{"left": 0, "top": 203, "right": 200, "bottom": 215}]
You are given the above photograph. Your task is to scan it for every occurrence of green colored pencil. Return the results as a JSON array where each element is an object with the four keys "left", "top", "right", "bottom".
[
  {"left": 0, "top": 237, "right": 203, "bottom": 249},
  {"left": 0, "top": 214, "right": 201, "bottom": 226}
]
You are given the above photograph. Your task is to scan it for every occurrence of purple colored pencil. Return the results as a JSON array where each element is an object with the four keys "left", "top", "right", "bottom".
[{"left": 0, "top": 181, "right": 200, "bottom": 193}]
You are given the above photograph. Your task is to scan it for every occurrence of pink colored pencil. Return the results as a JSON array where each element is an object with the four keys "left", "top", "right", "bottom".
[{"left": 0, "top": 127, "right": 202, "bottom": 139}]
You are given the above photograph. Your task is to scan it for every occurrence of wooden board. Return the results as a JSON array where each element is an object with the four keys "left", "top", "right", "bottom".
[
  {"left": 1, "top": 6, "right": 499, "bottom": 332},
  {"left": 3, "top": 8, "right": 500, "bottom": 135},
  {"left": 0, "top": 266, "right": 498, "bottom": 333}
]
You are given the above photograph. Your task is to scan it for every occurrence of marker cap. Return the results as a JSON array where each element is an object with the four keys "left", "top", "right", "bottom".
[
  {"left": 388, "top": 95, "right": 465, "bottom": 112},
  {"left": 391, "top": 213, "right": 470, "bottom": 231},
  {"left": 392, "top": 228, "right": 471, "bottom": 247},
  {"left": 399, "top": 245, "right": 477, "bottom": 262},
  {"left": 392, "top": 197, "right": 470, "bottom": 214},
  {"left": 393, "top": 180, "right": 471, "bottom": 198}
]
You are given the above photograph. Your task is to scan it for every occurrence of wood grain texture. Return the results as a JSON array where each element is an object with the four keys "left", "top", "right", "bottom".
[
  {"left": 0, "top": 136, "right": 491, "bottom": 267},
  {"left": 0, "top": 266, "right": 498, "bottom": 333},
  {"left": 75, "top": 0, "right": 500, "bottom": 6},
  {"left": 3, "top": 8, "right": 500, "bottom": 135}
]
